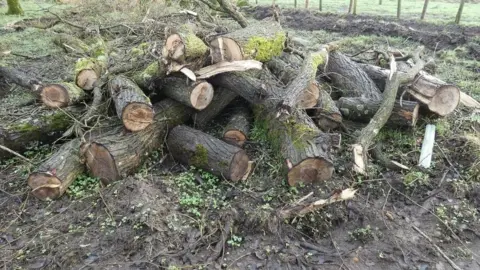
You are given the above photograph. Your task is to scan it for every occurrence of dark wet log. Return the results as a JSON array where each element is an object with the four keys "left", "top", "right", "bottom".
[
  {"left": 0, "top": 66, "right": 42, "bottom": 91},
  {"left": 81, "top": 99, "right": 193, "bottom": 185},
  {"left": 75, "top": 57, "right": 107, "bottom": 91},
  {"left": 359, "top": 63, "right": 460, "bottom": 116},
  {"left": 325, "top": 51, "right": 382, "bottom": 101},
  {"left": 39, "top": 82, "right": 86, "bottom": 108},
  {"left": 131, "top": 61, "right": 167, "bottom": 92},
  {"left": 28, "top": 139, "right": 84, "bottom": 201},
  {"left": 0, "top": 105, "right": 84, "bottom": 159},
  {"left": 337, "top": 98, "right": 419, "bottom": 127},
  {"left": 309, "top": 86, "right": 343, "bottom": 131},
  {"left": 223, "top": 106, "right": 251, "bottom": 147},
  {"left": 167, "top": 125, "right": 250, "bottom": 181},
  {"left": 109, "top": 75, "right": 154, "bottom": 132},
  {"left": 192, "top": 87, "right": 238, "bottom": 128},
  {"left": 158, "top": 77, "right": 214, "bottom": 110},
  {"left": 209, "top": 20, "right": 286, "bottom": 63},
  {"left": 254, "top": 106, "right": 334, "bottom": 186},
  {"left": 162, "top": 24, "right": 209, "bottom": 69}
]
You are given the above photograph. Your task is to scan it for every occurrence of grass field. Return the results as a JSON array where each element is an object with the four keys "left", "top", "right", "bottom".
[{"left": 256, "top": 0, "right": 480, "bottom": 26}]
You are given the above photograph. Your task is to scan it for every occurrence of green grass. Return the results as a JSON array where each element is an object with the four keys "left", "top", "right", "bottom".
[
  {"left": 0, "top": 0, "right": 70, "bottom": 27},
  {"left": 256, "top": 0, "right": 480, "bottom": 26}
]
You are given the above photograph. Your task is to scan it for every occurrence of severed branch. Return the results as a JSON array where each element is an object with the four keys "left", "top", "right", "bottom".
[
  {"left": 0, "top": 66, "right": 42, "bottom": 92},
  {"left": 216, "top": 0, "right": 249, "bottom": 28},
  {"left": 278, "top": 188, "right": 357, "bottom": 219},
  {"left": 353, "top": 46, "right": 426, "bottom": 174}
]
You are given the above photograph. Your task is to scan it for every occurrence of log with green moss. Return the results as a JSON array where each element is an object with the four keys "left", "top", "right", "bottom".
[
  {"left": 157, "top": 77, "right": 214, "bottom": 110},
  {"left": 254, "top": 106, "right": 334, "bottom": 186},
  {"left": 6, "top": 0, "right": 24, "bottom": 15},
  {"left": 131, "top": 61, "right": 167, "bottom": 91},
  {"left": 223, "top": 106, "right": 251, "bottom": 147},
  {"left": 167, "top": 125, "right": 251, "bottom": 181},
  {"left": 192, "top": 87, "right": 238, "bottom": 128},
  {"left": 162, "top": 24, "right": 209, "bottom": 69},
  {"left": 81, "top": 99, "right": 193, "bottom": 185},
  {"left": 28, "top": 139, "right": 84, "bottom": 201},
  {"left": 75, "top": 57, "right": 107, "bottom": 91},
  {"left": 109, "top": 75, "right": 154, "bottom": 132},
  {"left": 38, "top": 82, "right": 86, "bottom": 108},
  {"left": 209, "top": 20, "right": 286, "bottom": 63},
  {"left": 0, "top": 105, "right": 84, "bottom": 159}
]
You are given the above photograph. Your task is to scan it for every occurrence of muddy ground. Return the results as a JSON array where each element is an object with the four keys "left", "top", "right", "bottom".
[{"left": 1, "top": 2, "right": 480, "bottom": 270}]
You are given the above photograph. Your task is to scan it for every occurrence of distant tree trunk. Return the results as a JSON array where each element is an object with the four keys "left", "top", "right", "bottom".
[
  {"left": 305, "top": 0, "right": 309, "bottom": 9},
  {"left": 319, "top": 0, "right": 322, "bottom": 11},
  {"left": 455, "top": 0, "right": 465, "bottom": 24},
  {"left": 294, "top": 0, "right": 297, "bottom": 8},
  {"left": 379, "top": 0, "right": 382, "bottom": 5},
  {"left": 353, "top": 0, "right": 357, "bottom": 15},
  {"left": 6, "top": 0, "right": 24, "bottom": 15},
  {"left": 348, "top": 0, "right": 353, "bottom": 13},
  {"left": 397, "top": 0, "right": 401, "bottom": 19},
  {"left": 421, "top": 0, "right": 429, "bottom": 20}
]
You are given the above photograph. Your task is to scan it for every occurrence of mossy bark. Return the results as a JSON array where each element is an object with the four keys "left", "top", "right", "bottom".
[
  {"left": 28, "top": 139, "right": 84, "bottom": 201},
  {"left": 6, "top": 0, "right": 24, "bottom": 15},
  {"left": 75, "top": 57, "right": 107, "bottom": 90},
  {"left": 131, "top": 61, "right": 167, "bottom": 91},
  {"left": 81, "top": 99, "right": 193, "bottom": 185},
  {"left": 167, "top": 125, "right": 250, "bottom": 181},
  {"left": 162, "top": 24, "right": 209, "bottom": 69},
  {"left": 39, "top": 82, "right": 87, "bottom": 108},
  {"left": 53, "top": 33, "right": 90, "bottom": 54},
  {"left": 0, "top": 105, "right": 84, "bottom": 159}
]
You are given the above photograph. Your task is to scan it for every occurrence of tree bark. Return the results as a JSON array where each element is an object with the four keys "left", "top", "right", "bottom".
[
  {"left": 0, "top": 66, "right": 42, "bottom": 91},
  {"left": 109, "top": 75, "right": 154, "bottom": 132},
  {"left": 162, "top": 24, "right": 209, "bottom": 68},
  {"left": 75, "top": 57, "right": 107, "bottom": 91},
  {"left": 397, "top": 0, "right": 401, "bottom": 19},
  {"left": 325, "top": 51, "right": 382, "bottom": 101},
  {"left": 81, "top": 99, "right": 193, "bottom": 185},
  {"left": 192, "top": 87, "right": 238, "bottom": 128},
  {"left": 157, "top": 77, "right": 214, "bottom": 110},
  {"left": 421, "top": 0, "right": 429, "bottom": 20},
  {"left": 337, "top": 98, "right": 419, "bottom": 127},
  {"left": 353, "top": 0, "right": 357, "bottom": 15},
  {"left": 39, "top": 82, "right": 86, "bottom": 108},
  {"left": 308, "top": 86, "right": 343, "bottom": 131},
  {"left": 455, "top": 0, "right": 465, "bottom": 24},
  {"left": 359, "top": 63, "right": 460, "bottom": 116},
  {"left": 28, "top": 139, "right": 84, "bottom": 201},
  {"left": 6, "top": 0, "right": 24, "bottom": 15},
  {"left": 223, "top": 106, "right": 251, "bottom": 147},
  {"left": 216, "top": 0, "right": 249, "bottom": 28},
  {"left": 0, "top": 105, "right": 84, "bottom": 159},
  {"left": 209, "top": 20, "right": 286, "bottom": 63},
  {"left": 131, "top": 61, "right": 167, "bottom": 92},
  {"left": 167, "top": 125, "right": 251, "bottom": 181}
]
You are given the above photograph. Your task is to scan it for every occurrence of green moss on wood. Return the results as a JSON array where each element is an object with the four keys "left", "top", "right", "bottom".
[
  {"left": 244, "top": 33, "right": 286, "bottom": 62},
  {"left": 6, "top": 0, "right": 24, "bottom": 15},
  {"left": 183, "top": 31, "right": 208, "bottom": 60},
  {"left": 191, "top": 144, "right": 208, "bottom": 167}
]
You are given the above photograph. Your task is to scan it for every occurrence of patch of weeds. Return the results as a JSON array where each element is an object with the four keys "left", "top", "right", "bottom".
[
  {"left": 67, "top": 174, "right": 100, "bottom": 199},
  {"left": 403, "top": 171, "right": 429, "bottom": 188},
  {"left": 138, "top": 149, "right": 164, "bottom": 175},
  {"left": 100, "top": 216, "right": 117, "bottom": 235},
  {"left": 435, "top": 118, "right": 452, "bottom": 137},
  {"left": 348, "top": 225, "right": 376, "bottom": 243},
  {"left": 435, "top": 200, "right": 478, "bottom": 235},
  {"left": 227, "top": 234, "right": 243, "bottom": 247}
]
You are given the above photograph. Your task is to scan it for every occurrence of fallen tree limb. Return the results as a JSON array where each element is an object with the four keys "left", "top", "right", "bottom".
[
  {"left": 75, "top": 57, "right": 107, "bottom": 91},
  {"left": 195, "top": 60, "right": 262, "bottom": 79},
  {"left": 216, "top": 0, "right": 248, "bottom": 28},
  {"left": 0, "top": 66, "right": 42, "bottom": 91}
]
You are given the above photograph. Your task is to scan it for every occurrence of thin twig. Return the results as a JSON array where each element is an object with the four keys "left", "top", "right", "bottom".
[{"left": 0, "top": 145, "right": 31, "bottom": 163}]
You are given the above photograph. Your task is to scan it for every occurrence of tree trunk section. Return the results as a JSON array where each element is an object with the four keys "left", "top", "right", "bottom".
[
  {"left": 337, "top": 98, "right": 419, "bottom": 127},
  {"left": 0, "top": 105, "right": 84, "bottom": 159},
  {"left": 75, "top": 57, "right": 107, "bottom": 91},
  {"left": 109, "top": 75, "right": 154, "bottom": 132},
  {"left": 131, "top": 61, "right": 167, "bottom": 92},
  {"left": 163, "top": 24, "right": 209, "bottom": 68},
  {"left": 6, "top": 0, "right": 24, "bottom": 15},
  {"left": 157, "top": 77, "right": 214, "bottom": 110},
  {"left": 353, "top": 0, "right": 357, "bottom": 15},
  {"left": 0, "top": 66, "right": 42, "bottom": 91},
  {"left": 223, "top": 106, "right": 251, "bottom": 147},
  {"left": 308, "top": 86, "right": 343, "bottom": 131},
  {"left": 319, "top": 0, "right": 322, "bottom": 11},
  {"left": 348, "top": 0, "right": 353, "bottom": 13},
  {"left": 39, "top": 82, "right": 86, "bottom": 108},
  {"left": 167, "top": 125, "right": 250, "bottom": 181},
  {"left": 421, "top": 0, "right": 429, "bottom": 20},
  {"left": 455, "top": 0, "right": 465, "bottom": 24},
  {"left": 325, "top": 51, "right": 382, "bottom": 101},
  {"left": 209, "top": 20, "right": 286, "bottom": 63},
  {"left": 28, "top": 139, "right": 84, "bottom": 201},
  {"left": 82, "top": 99, "right": 193, "bottom": 185},
  {"left": 192, "top": 87, "right": 238, "bottom": 128}
]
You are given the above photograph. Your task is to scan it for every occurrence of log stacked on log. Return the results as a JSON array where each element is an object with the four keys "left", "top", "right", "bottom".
[{"left": 222, "top": 106, "right": 251, "bottom": 147}]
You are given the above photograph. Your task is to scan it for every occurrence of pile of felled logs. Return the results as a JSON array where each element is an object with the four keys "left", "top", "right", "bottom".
[{"left": 0, "top": 19, "right": 476, "bottom": 201}]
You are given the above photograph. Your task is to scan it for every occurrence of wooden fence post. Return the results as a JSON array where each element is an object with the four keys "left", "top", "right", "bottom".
[
  {"left": 455, "top": 0, "right": 465, "bottom": 24},
  {"left": 319, "top": 0, "right": 322, "bottom": 11},
  {"left": 397, "top": 0, "right": 401, "bottom": 19},
  {"left": 421, "top": 0, "right": 429, "bottom": 20}
]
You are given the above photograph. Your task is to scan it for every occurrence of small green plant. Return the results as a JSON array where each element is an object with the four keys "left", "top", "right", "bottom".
[
  {"left": 403, "top": 171, "right": 429, "bottom": 188},
  {"left": 435, "top": 200, "right": 478, "bottom": 235},
  {"left": 349, "top": 225, "right": 374, "bottom": 243},
  {"left": 67, "top": 174, "right": 100, "bottom": 199},
  {"left": 227, "top": 234, "right": 243, "bottom": 247}
]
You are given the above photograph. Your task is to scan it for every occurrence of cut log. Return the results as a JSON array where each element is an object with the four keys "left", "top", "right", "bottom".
[
  {"left": 192, "top": 87, "right": 238, "bottom": 128},
  {"left": 209, "top": 20, "right": 286, "bottom": 63},
  {"left": 38, "top": 82, "right": 86, "bottom": 108},
  {"left": 162, "top": 24, "right": 209, "bottom": 68},
  {"left": 75, "top": 57, "right": 107, "bottom": 91},
  {"left": 109, "top": 75, "right": 154, "bottom": 132},
  {"left": 254, "top": 107, "right": 334, "bottom": 186},
  {"left": 325, "top": 51, "right": 382, "bottom": 101},
  {"left": 131, "top": 61, "right": 167, "bottom": 91},
  {"left": 166, "top": 125, "right": 250, "bottom": 181},
  {"left": 309, "top": 86, "right": 343, "bottom": 131},
  {"left": 337, "top": 98, "right": 419, "bottom": 127},
  {"left": 81, "top": 99, "right": 193, "bottom": 185},
  {"left": 359, "top": 63, "right": 460, "bottom": 116},
  {"left": 0, "top": 105, "right": 84, "bottom": 159},
  {"left": 223, "top": 106, "right": 251, "bottom": 147},
  {"left": 158, "top": 77, "right": 214, "bottom": 110},
  {"left": 0, "top": 66, "right": 42, "bottom": 91},
  {"left": 28, "top": 139, "right": 84, "bottom": 201}
]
